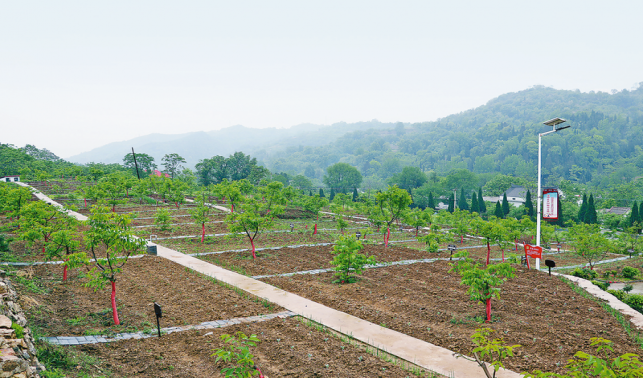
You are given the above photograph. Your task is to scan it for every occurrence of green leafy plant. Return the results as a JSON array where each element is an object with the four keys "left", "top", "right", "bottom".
[
  {"left": 523, "top": 337, "right": 643, "bottom": 377},
  {"left": 455, "top": 328, "right": 520, "bottom": 378},
  {"left": 212, "top": 332, "right": 261, "bottom": 378},
  {"left": 571, "top": 268, "right": 598, "bottom": 280},
  {"left": 330, "top": 234, "right": 376, "bottom": 283},
  {"left": 607, "top": 289, "right": 628, "bottom": 301},
  {"left": 449, "top": 251, "right": 515, "bottom": 322},
  {"left": 591, "top": 280, "right": 610, "bottom": 291},
  {"left": 11, "top": 322, "right": 24, "bottom": 339},
  {"left": 622, "top": 266, "right": 640, "bottom": 279},
  {"left": 154, "top": 207, "right": 173, "bottom": 232}
]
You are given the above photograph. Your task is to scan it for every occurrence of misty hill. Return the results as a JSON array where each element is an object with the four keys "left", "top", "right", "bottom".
[
  {"left": 68, "top": 122, "right": 394, "bottom": 167},
  {"left": 259, "top": 85, "right": 643, "bottom": 190}
]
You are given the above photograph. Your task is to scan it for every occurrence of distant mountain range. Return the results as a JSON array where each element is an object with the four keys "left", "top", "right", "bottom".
[{"left": 68, "top": 122, "right": 395, "bottom": 168}]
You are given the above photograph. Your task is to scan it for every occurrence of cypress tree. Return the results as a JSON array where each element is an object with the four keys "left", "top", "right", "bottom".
[
  {"left": 585, "top": 194, "right": 597, "bottom": 224},
  {"left": 630, "top": 201, "right": 640, "bottom": 227},
  {"left": 578, "top": 194, "right": 588, "bottom": 223},
  {"left": 494, "top": 201, "right": 504, "bottom": 218},
  {"left": 525, "top": 189, "right": 534, "bottom": 217},
  {"left": 556, "top": 196, "right": 565, "bottom": 226},
  {"left": 448, "top": 193, "right": 454, "bottom": 213},
  {"left": 428, "top": 192, "right": 435, "bottom": 209},
  {"left": 640, "top": 202, "right": 643, "bottom": 226},
  {"left": 319, "top": 188, "right": 325, "bottom": 198},
  {"left": 471, "top": 192, "right": 479, "bottom": 213},
  {"left": 352, "top": 188, "right": 359, "bottom": 202},
  {"left": 478, "top": 188, "right": 487, "bottom": 213},
  {"left": 309, "top": 190, "right": 313, "bottom": 196},
  {"left": 330, "top": 188, "right": 335, "bottom": 201},
  {"left": 502, "top": 193, "right": 510, "bottom": 216},
  {"left": 458, "top": 188, "right": 469, "bottom": 211}
]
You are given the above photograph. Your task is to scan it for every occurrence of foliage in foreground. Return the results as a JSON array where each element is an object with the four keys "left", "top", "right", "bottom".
[
  {"left": 212, "top": 332, "right": 262, "bottom": 378},
  {"left": 330, "top": 234, "right": 376, "bottom": 283}
]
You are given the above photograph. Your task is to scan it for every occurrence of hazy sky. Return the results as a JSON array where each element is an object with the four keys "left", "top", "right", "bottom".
[{"left": 2, "top": 1, "right": 642, "bottom": 158}]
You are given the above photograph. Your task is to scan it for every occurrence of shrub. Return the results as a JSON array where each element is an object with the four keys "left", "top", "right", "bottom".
[
  {"left": 212, "top": 332, "right": 261, "bottom": 378},
  {"left": 591, "top": 280, "right": 610, "bottom": 291},
  {"left": 625, "top": 294, "right": 643, "bottom": 312},
  {"left": 330, "top": 234, "right": 376, "bottom": 283},
  {"left": 606, "top": 289, "right": 627, "bottom": 301},
  {"left": 11, "top": 322, "right": 24, "bottom": 339},
  {"left": 0, "top": 234, "right": 11, "bottom": 253},
  {"left": 571, "top": 268, "right": 597, "bottom": 280},
  {"left": 622, "top": 266, "right": 639, "bottom": 279},
  {"left": 154, "top": 207, "right": 173, "bottom": 232},
  {"left": 624, "top": 283, "right": 634, "bottom": 293}
]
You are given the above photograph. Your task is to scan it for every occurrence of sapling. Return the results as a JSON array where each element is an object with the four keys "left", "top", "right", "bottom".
[
  {"left": 454, "top": 328, "right": 520, "bottom": 378},
  {"left": 375, "top": 185, "right": 412, "bottom": 247},
  {"left": 154, "top": 207, "right": 173, "bottom": 232},
  {"left": 189, "top": 190, "right": 212, "bottom": 243},
  {"left": 16, "top": 201, "right": 64, "bottom": 256},
  {"left": 44, "top": 218, "right": 85, "bottom": 281},
  {"left": 225, "top": 197, "right": 283, "bottom": 259},
  {"left": 212, "top": 332, "right": 262, "bottom": 378},
  {"left": 83, "top": 206, "right": 147, "bottom": 325},
  {"left": 404, "top": 207, "right": 432, "bottom": 237},
  {"left": 330, "top": 234, "right": 376, "bottom": 283},
  {"left": 418, "top": 224, "right": 446, "bottom": 253},
  {"left": 303, "top": 194, "right": 329, "bottom": 235},
  {"left": 449, "top": 251, "right": 515, "bottom": 323},
  {"left": 568, "top": 223, "right": 614, "bottom": 269}
]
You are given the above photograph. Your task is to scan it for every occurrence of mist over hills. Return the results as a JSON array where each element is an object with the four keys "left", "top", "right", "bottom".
[{"left": 68, "top": 122, "right": 394, "bottom": 168}]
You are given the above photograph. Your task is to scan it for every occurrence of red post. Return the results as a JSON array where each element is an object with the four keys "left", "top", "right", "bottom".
[
  {"left": 313, "top": 223, "right": 318, "bottom": 235},
  {"left": 111, "top": 281, "right": 120, "bottom": 325},
  {"left": 486, "top": 240, "right": 491, "bottom": 266}
]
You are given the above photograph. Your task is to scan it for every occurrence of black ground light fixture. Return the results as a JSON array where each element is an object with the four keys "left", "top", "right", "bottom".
[
  {"left": 356, "top": 231, "right": 361, "bottom": 240},
  {"left": 545, "top": 260, "right": 556, "bottom": 276},
  {"left": 154, "top": 302, "right": 162, "bottom": 337},
  {"left": 448, "top": 244, "right": 457, "bottom": 261}
]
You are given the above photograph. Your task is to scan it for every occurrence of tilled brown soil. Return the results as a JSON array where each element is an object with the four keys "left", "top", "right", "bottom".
[
  {"left": 72, "top": 317, "right": 423, "bottom": 377},
  {"left": 200, "top": 244, "right": 448, "bottom": 277},
  {"left": 19, "top": 256, "right": 281, "bottom": 336},
  {"left": 263, "top": 261, "right": 642, "bottom": 374}
]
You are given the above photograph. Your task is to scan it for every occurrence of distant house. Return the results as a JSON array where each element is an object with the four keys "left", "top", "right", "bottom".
[
  {"left": 152, "top": 170, "right": 170, "bottom": 178},
  {"left": 602, "top": 207, "right": 630, "bottom": 216},
  {"left": 0, "top": 175, "right": 20, "bottom": 183},
  {"left": 436, "top": 202, "right": 449, "bottom": 210},
  {"left": 483, "top": 185, "right": 529, "bottom": 208}
]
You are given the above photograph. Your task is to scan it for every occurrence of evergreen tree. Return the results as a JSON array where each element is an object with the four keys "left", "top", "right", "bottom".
[
  {"left": 494, "top": 201, "right": 504, "bottom": 218},
  {"left": 630, "top": 201, "right": 640, "bottom": 227},
  {"left": 471, "top": 192, "right": 479, "bottom": 213},
  {"left": 447, "top": 193, "right": 454, "bottom": 213},
  {"left": 329, "top": 188, "right": 335, "bottom": 201},
  {"left": 640, "top": 202, "right": 643, "bottom": 225},
  {"left": 458, "top": 188, "right": 469, "bottom": 211},
  {"left": 319, "top": 188, "right": 325, "bottom": 198},
  {"left": 309, "top": 190, "right": 313, "bottom": 196},
  {"left": 478, "top": 188, "right": 487, "bottom": 213},
  {"left": 502, "top": 193, "right": 510, "bottom": 215},
  {"left": 352, "top": 188, "right": 359, "bottom": 202},
  {"left": 428, "top": 192, "right": 435, "bottom": 209},
  {"left": 584, "top": 194, "right": 597, "bottom": 224},
  {"left": 578, "top": 194, "right": 588, "bottom": 223},
  {"left": 525, "top": 189, "right": 534, "bottom": 217}
]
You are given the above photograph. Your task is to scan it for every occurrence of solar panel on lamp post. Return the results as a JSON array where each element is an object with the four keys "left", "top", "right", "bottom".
[{"left": 536, "top": 118, "right": 570, "bottom": 270}]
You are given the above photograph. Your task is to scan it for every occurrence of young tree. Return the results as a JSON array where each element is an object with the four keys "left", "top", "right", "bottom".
[
  {"left": 319, "top": 188, "right": 325, "bottom": 198},
  {"left": 333, "top": 193, "right": 352, "bottom": 211},
  {"left": 329, "top": 188, "right": 335, "bottom": 201},
  {"left": 303, "top": 194, "right": 329, "bottom": 235},
  {"left": 189, "top": 190, "right": 213, "bottom": 243},
  {"left": 0, "top": 184, "right": 33, "bottom": 220},
  {"left": 213, "top": 179, "right": 253, "bottom": 213},
  {"left": 450, "top": 251, "right": 515, "bottom": 323},
  {"left": 375, "top": 185, "right": 412, "bottom": 247},
  {"left": 474, "top": 217, "right": 505, "bottom": 266},
  {"left": 17, "top": 201, "right": 63, "bottom": 256},
  {"left": 45, "top": 224, "right": 84, "bottom": 281},
  {"left": 568, "top": 223, "right": 613, "bottom": 270},
  {"left": 161, "top": 153, "right": 187, "bottom": 179},
  {"left": 404, "top": 207, "right": 432, "bottom": 237},
  {"left": 330, "top": 234, "right": 376, "bottom": 283},
  {"left": 225, "top": 197, "right": 283, "bottom": 259},
  {"left": 96, "top": 173, "right": 128, "bottom": 212},
  {"left": 352, "top": 188, "right": 359, "bottom": 202},
  {"left": 83, "top": 206, "right": 147, "bottom": 325}
]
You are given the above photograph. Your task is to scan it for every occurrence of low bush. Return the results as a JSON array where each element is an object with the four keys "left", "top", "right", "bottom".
[
  {"left": 625, "top": 294, "right": 643, "bottom": 312},
  {"left": 571, "top": 268, "right": 597, "bottom": 280},
  {"left": 591, "top": 280, "right": 610, "bottom": 291},
  {"left": 606, "top": 289, "right": 627, "bottom": 301},
  {"left": 622, "top": 266, "right": 639, "bottom": 279}
]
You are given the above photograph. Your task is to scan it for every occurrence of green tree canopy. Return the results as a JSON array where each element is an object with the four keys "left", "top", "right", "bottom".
[{"left": 323, "top": 163, "right": 363, "bottom": 192}]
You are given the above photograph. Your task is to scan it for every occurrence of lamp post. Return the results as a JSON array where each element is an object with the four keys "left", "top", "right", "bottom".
[{"left": 536, "top": 118, "right": 570, "bottom": 270}]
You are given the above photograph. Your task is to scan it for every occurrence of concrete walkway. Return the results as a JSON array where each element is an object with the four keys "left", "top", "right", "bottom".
[
  {"left": 43, "top": 311, "right": 295, "bottom": 345},
  {"left": 16, "top": 182, "right": 88, "bottom": 221}
]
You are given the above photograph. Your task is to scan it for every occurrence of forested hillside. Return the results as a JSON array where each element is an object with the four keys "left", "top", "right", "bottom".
[{"left": 261, "top": 85, "right": 643, "bottom": 196}]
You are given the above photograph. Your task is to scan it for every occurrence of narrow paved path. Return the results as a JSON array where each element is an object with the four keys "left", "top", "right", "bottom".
[{"left": 43, "top": 311, "right": 295, "bottom": 345}]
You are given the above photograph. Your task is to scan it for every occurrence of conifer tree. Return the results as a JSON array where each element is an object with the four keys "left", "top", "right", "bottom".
[
  {"left": 319, "top": 188, "right": 325, "bottom": 198},
  {"left": 502, "top": 193, "right": 510, "bottom": 216},
  {"left": 471, "top": 192, "right": 479, "bottom": 213},
  {"left": 630, "top": 201, "right": 640, "bottom": 227},
  {"left": 578, "top": 194, "right": 588, "bottom": 223},
  {"left": 478, "top": 188, "right": 487, "bottom": 213},
  {"left": 640, "top": 202, "right": 643, "bottom": 225},
  {"left": 494, "top": 201, "right": 504, "bottom": 218},
  {"left": 428, "top": 192, "right": 435, "bottom": 210},
  {"left": 329, "top": 188, "right": 335, "bottom": 201},
  {"left": 524, "top": 189, "right": 534, "bottom": 217},
  {"left": 584, "top": 194, "right": 597, "bottom": 224},
  {"left": 458, "top": 188, "right": 469, "bottom": 211},
  {"left": 447, "top": 193, "right": 454, "bottom": 213},
  {"left": 352, "top": 188, "right": 359, "bottom": 202}
]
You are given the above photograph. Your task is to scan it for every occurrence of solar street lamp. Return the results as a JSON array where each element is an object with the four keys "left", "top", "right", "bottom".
[{"left": 536, "top": 118, "right": 570, "bottom": 270}]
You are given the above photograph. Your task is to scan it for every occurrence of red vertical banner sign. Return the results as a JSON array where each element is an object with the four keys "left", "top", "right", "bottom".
[{"left": 542, "top": 189, "right": 559, "bottom": 220}]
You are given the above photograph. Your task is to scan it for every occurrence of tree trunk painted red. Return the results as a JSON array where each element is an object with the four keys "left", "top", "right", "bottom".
[
  {"left": 175, "top": 202, "right": 179, "bottom": 209},
  {"left": 231, "top": 203, "right": 234, "bottom": 213},
  {"left": 515, "top": 240, "right": 518, "bottom": 251},
  {"left": 63, "top": 265, "right": 68, "bottom": 281},
  {"left": 251, "top": 239, "right": 256, "bottom": 259},
  {"left": 485, "top": 297, "right": 491, "bottom": 323},
  {"left": 201, "top": 223, "right": 205, "bottom": 244},
  {"left": 461, "top": 235, "right": 464, "bottom": 244},
  {"left": 385, "top": 227, "right": 390, "bottom": 247},
  {"left": 502, "top": 249, "right": 505, "bottom": 262},
  {"left": 416, "top": 228, "right": 419, "bottom": 237},
  {"left": 111, "top": 281, "right": 120, "bottom": 325},
  {"left": 313, "top": 223, "right": 317, "bottom": 235},
  {"left": 112, "top": 204, "right": 115, "bottom": 212},
  {"left": 486, "top": 240, "right": 491, "bottom": 266},
  {"left": 84, "top": 198, "right": 87, "bottom": 208}
]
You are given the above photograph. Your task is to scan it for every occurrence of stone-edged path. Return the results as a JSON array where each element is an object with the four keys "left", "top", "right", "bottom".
[{"left": 43, "top": 311, "right": 296, "bottom": 346}]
